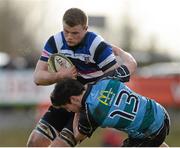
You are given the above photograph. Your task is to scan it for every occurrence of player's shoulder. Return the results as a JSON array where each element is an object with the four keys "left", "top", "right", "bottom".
[
  {"left": 47, "top": 32, "right": 62, "bottom": 42},
  {"left": 53, "top": 31, "right": 63, "bottom": 37},
  {"left": 85, "top": 32, "right": 105, "bottom": 50},
  {"left": 87, "top": 31, "right": 97, "bottom": 36},
  {"left": 47, "top": 32, "right": 64, "bottom": 51},
  {"left": 87, "top": 31, "right": 104, "bottom": 40},
  {"left": 43, "top": 32, "right": 65, "bottom": 56}
]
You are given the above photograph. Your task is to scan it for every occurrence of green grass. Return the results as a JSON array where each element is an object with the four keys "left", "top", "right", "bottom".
[
  {"left": 165, "top": 122, "right": 180, "bottom": 147},
  {"left": 0, "top": 125, "right": 179, "bottom": 147},
  {"left": 0, "top": 127, "right": 33, "bottom": 147},
  {"left": 0, "top": 108, "right": 180, "bottom": 147}
]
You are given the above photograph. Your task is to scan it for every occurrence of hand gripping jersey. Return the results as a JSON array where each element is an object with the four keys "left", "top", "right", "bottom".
[
  {"left": 40, "top": 31, "right": 117, "bottom": 84},
  {"left": 79, "top": 78, "right": 166, "bottom": 139}
]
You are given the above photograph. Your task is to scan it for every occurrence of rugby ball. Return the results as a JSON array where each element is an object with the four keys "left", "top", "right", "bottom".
[{"left": 48, "top": 53, "right": 73, "bottom": 72}]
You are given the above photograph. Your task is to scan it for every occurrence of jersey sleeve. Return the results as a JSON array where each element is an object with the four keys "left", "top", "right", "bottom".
[
  {"left": 40, "top": 36, "right": 58, "bottom": 62},
  {"left": 78, "top": 105, "right": 98, "bottom": 137},
  {"left": 93, "top": 41, "right": 117, "bottom": 72}
]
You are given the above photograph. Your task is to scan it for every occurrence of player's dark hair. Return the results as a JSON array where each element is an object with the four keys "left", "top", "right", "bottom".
[
  {"left": 63, "top": 8, "right": 88, "bottom": 27},
  {"left": 50, "top": 78, "right": 85, "bottom": 107}
]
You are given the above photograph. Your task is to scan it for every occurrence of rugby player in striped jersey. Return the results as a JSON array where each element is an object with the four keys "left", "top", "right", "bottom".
[{"left": 27, "top": 8, "right": 137, "bottom": 147}]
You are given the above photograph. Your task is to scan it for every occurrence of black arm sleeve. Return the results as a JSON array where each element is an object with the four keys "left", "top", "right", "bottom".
[
  {"left": 99, "top": 65, "right": 130, "bottom": 82},
  {"left": 78, "top": 105, "right": 98, "bottom": 137}
]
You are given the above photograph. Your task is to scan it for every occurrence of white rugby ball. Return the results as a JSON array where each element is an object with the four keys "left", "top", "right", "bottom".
[{"left": 48, "top": 53, "right": 73, "bottom": 72}]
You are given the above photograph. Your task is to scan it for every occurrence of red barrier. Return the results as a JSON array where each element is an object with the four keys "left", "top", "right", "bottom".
[
  {"left": 36, "top": 75, "right": 180, "bottom": 121},
  {"left": 127, "top": 75, "right": 180, "bottom": 107}
]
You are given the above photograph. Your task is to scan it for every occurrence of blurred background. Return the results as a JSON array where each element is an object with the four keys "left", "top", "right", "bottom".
[{"left": 0, "top": 0, "right": 180, "bottom": 146}]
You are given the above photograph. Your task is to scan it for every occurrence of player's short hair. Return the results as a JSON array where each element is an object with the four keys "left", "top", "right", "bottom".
[
  {"left": 63, "top": 8, "right": 88, "bottom": 27},
  {"left": 50, "top": 78, "right": 85, "bottom": 107}
]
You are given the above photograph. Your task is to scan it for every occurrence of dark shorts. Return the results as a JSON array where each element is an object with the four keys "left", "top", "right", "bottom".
[
  {"left": 39, "top": 76, "right": 87, "bottom": 133},
  {"left": 41, "top": 105, "right": 74, "bottom": 132},
  {"left": 35, "top": 76, "right": 88, "bottom": 141},
  {"left": 122, "top": 111, "right": 170, "bottom": 147}
]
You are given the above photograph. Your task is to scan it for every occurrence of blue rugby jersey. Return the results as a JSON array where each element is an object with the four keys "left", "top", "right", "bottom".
[
  {"left": 79, "top": 78, "right": 166, "bottom": 139},
  {"left": 40, "top": 31, "right": 117, "bottom": 84}
]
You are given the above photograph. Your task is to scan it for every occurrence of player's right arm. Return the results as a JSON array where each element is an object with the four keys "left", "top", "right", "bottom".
[
  {"left": 34, "top": 36, "right": 77, "bottom": 86},
  {"left": 33, "top": 60, "right": 77, "bottom": 85}
]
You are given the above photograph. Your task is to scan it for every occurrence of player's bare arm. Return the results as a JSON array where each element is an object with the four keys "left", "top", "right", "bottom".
[
  {"left": 73, "top": 113, "right": 87, "bottom": 143},
  {"left": 73, "top": 126, "right": 87, "bottom": 145},
  {"left": 34, "top": 60, "right": 77, "bottom": 85},
  {"left": 112, "top": 45, "right": 137, "bottom": 75}
]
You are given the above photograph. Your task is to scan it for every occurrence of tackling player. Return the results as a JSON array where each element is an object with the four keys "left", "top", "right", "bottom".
[
  {"left": 27, "top": 8, "right": 137, "bottom": 147},
  {"left": 50, "top": 69, "right": 170, "bottom": 147}
]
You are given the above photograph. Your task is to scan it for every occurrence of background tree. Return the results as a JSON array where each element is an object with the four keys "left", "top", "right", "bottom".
[{"left": 0, "top": 0, "right": 40, "bottom": 68}]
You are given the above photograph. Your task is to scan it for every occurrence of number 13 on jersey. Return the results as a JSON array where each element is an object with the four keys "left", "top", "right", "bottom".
[{"left": 109, "top": 90, "right": 139, "bottom": 121}]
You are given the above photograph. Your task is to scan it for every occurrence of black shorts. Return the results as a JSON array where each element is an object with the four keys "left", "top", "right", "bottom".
[
  {"left": 36, "top": 77, "right": 89, "bottom": 140},
  {"left": 41, "top": 105, "right": 74, "bottom": 132},
  {"left": 122, "top": 112, "right": 170, "bottom": 147}
]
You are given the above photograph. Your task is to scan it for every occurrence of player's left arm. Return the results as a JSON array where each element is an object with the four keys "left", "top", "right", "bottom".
[
  {"left": 111, "top": 45, "right": 137, "bottom": 75},
  {"left": 73, "top": 107, "right": 99, "bottom": 143},
  {"left": 95, "top": 42, "right": 136, "bottom": 83},
  {"left": 94, "top": 41, "right": 137, "bottom": 76},
  {"left": 73, "top": 113, "right": 87, "bottom": 142}
]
